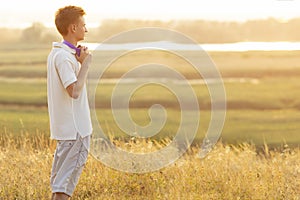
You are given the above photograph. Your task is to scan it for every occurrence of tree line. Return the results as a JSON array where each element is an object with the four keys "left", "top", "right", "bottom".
[{"left": 1, "top": 17, "right": 300, "bottom": 44}]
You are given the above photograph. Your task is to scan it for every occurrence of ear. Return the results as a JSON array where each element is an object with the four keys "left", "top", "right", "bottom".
[
  {"left": 71, "top": 24, "right": 77, "bottom": 33},
  {"left": 65, "top": 24, "right": 75, "bottom": 35},
  {"left": 68, "top": 24, "right": 76, "bottom": 33}
]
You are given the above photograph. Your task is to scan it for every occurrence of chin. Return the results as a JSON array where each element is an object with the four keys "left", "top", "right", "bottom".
[{"left": 77, "top": 36, "right": 85, "bottom": 41}]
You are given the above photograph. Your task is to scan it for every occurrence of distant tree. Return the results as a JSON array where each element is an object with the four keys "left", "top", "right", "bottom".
[
  {"left": 20, "top": 22, "right": 60, "bottom": 44},
  {"left": 14, "top": 18, "right": 300, "bottom": 44},
  {"left": 0, "top": 28, "right": 22, "bottom": 44},
  {"left": 287, "top": 18, "right": 300, "bottom": 41},
  {"left": 21, "top": 22, "right": 45, "bottom": 43},
  {"left": 40, "top": 31, "right": 60, "bottom": 44}
]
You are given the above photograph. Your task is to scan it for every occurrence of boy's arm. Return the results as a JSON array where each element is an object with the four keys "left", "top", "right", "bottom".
[{"left": 66, "top": 46, "right": 92, "bottom": 99}]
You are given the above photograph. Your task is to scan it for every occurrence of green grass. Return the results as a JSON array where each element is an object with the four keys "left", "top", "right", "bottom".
[
  {"left": 0, "top": 46, "right": 300, "bottom": 149},
  {"left": 0, "top": 79, "right": 46, "bottom": 106},
  {"left": 1, "top": 106, "right": 299, "bottom": 148},
  {"left": 0, "top": 65, "right": 46, "bottom": 78},
  {"left": 0, "top": 46, "right": 49, "bottom": 65},
  {"left": 0, "top": 106, "right": 49, "bottom": 135},
  {"left": 1, "top": 48, "right": 300, "bottom": 79},
  {"left": 1, "top": 77, "right": 300, "bottom": 110}
]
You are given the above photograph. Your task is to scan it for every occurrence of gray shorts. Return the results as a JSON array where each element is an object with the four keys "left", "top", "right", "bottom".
[{"left": 50, "top": 134, "right": 90, "bottom": 196}]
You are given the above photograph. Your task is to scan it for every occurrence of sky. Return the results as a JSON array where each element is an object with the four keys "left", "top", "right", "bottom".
[{"left": 1, "top": 0, "right": 300, "bottom": 28}]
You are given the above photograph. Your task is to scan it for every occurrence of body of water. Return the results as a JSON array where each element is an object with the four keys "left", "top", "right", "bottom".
[{"left": 84, "top": 41, "right": 300, "bottom": 52}]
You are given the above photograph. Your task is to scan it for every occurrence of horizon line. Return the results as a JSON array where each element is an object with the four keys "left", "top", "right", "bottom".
[{"left": 0, "top": 16, "right": 299, "bottom": 29}]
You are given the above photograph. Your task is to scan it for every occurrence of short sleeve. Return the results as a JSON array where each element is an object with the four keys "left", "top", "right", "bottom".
[{"left": 56, "top": 57, "right": 77, "bottom": 88}]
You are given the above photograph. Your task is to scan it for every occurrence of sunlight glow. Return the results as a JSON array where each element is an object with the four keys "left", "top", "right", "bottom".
[{"left": 0, "top": 0, "right": 299, "bottom": 28}]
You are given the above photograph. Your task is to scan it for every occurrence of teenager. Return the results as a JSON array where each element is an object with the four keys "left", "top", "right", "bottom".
[{"left": 47, "top": 5, "right": 92, "bottom": 200}]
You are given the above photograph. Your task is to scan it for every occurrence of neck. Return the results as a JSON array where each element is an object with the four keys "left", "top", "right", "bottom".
[{"left": 63, "top": 36, "right": 77, "bottom": 46}]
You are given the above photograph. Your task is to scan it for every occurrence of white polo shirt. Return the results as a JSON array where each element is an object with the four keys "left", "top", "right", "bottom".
[{"left": 47, "top": 42, "right": 93, "bottom": 140}]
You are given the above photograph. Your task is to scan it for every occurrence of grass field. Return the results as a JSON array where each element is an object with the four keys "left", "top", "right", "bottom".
[
  {"left": 0, "top": 46, "right": 300, "bottom": 146},
  {"left": 0, "top": 133, "right": 299, "bottom": 199},
  {"left": 0, "top": 44, "right": 299, "bottom": 199}
]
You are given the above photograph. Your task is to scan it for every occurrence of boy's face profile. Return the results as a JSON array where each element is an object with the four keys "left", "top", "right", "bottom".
[{"left": 71, "top": 16, "right": 87, "bottom": 41}]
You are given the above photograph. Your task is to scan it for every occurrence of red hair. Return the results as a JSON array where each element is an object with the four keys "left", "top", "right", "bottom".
[{"left": 55, "top": 5, "right": 86, "bottom": 36}]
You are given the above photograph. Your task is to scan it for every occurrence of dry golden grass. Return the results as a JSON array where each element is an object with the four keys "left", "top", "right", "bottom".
[{"left": 0, "top": 133, "right": 299, "bottom": 200}]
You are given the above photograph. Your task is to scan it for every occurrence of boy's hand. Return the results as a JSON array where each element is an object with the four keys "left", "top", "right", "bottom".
[{"left": 76, "top": 46, "right": 90, "bottom": 64}]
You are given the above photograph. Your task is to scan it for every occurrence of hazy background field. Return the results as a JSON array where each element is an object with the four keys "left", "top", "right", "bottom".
[
  {"left": 0, "top": 45, "right": 299, "bottom": 148},
  {"left": 1, "top": 1, "right": 300, "bottom": 199}
]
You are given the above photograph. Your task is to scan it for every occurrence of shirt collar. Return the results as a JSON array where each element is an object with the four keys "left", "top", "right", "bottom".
[
  {"left": 63, "top": 40, "right": 81, "bottom": 56},
  {"left": 52, "top": 41, "right": 78, "bottom": 55}
]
